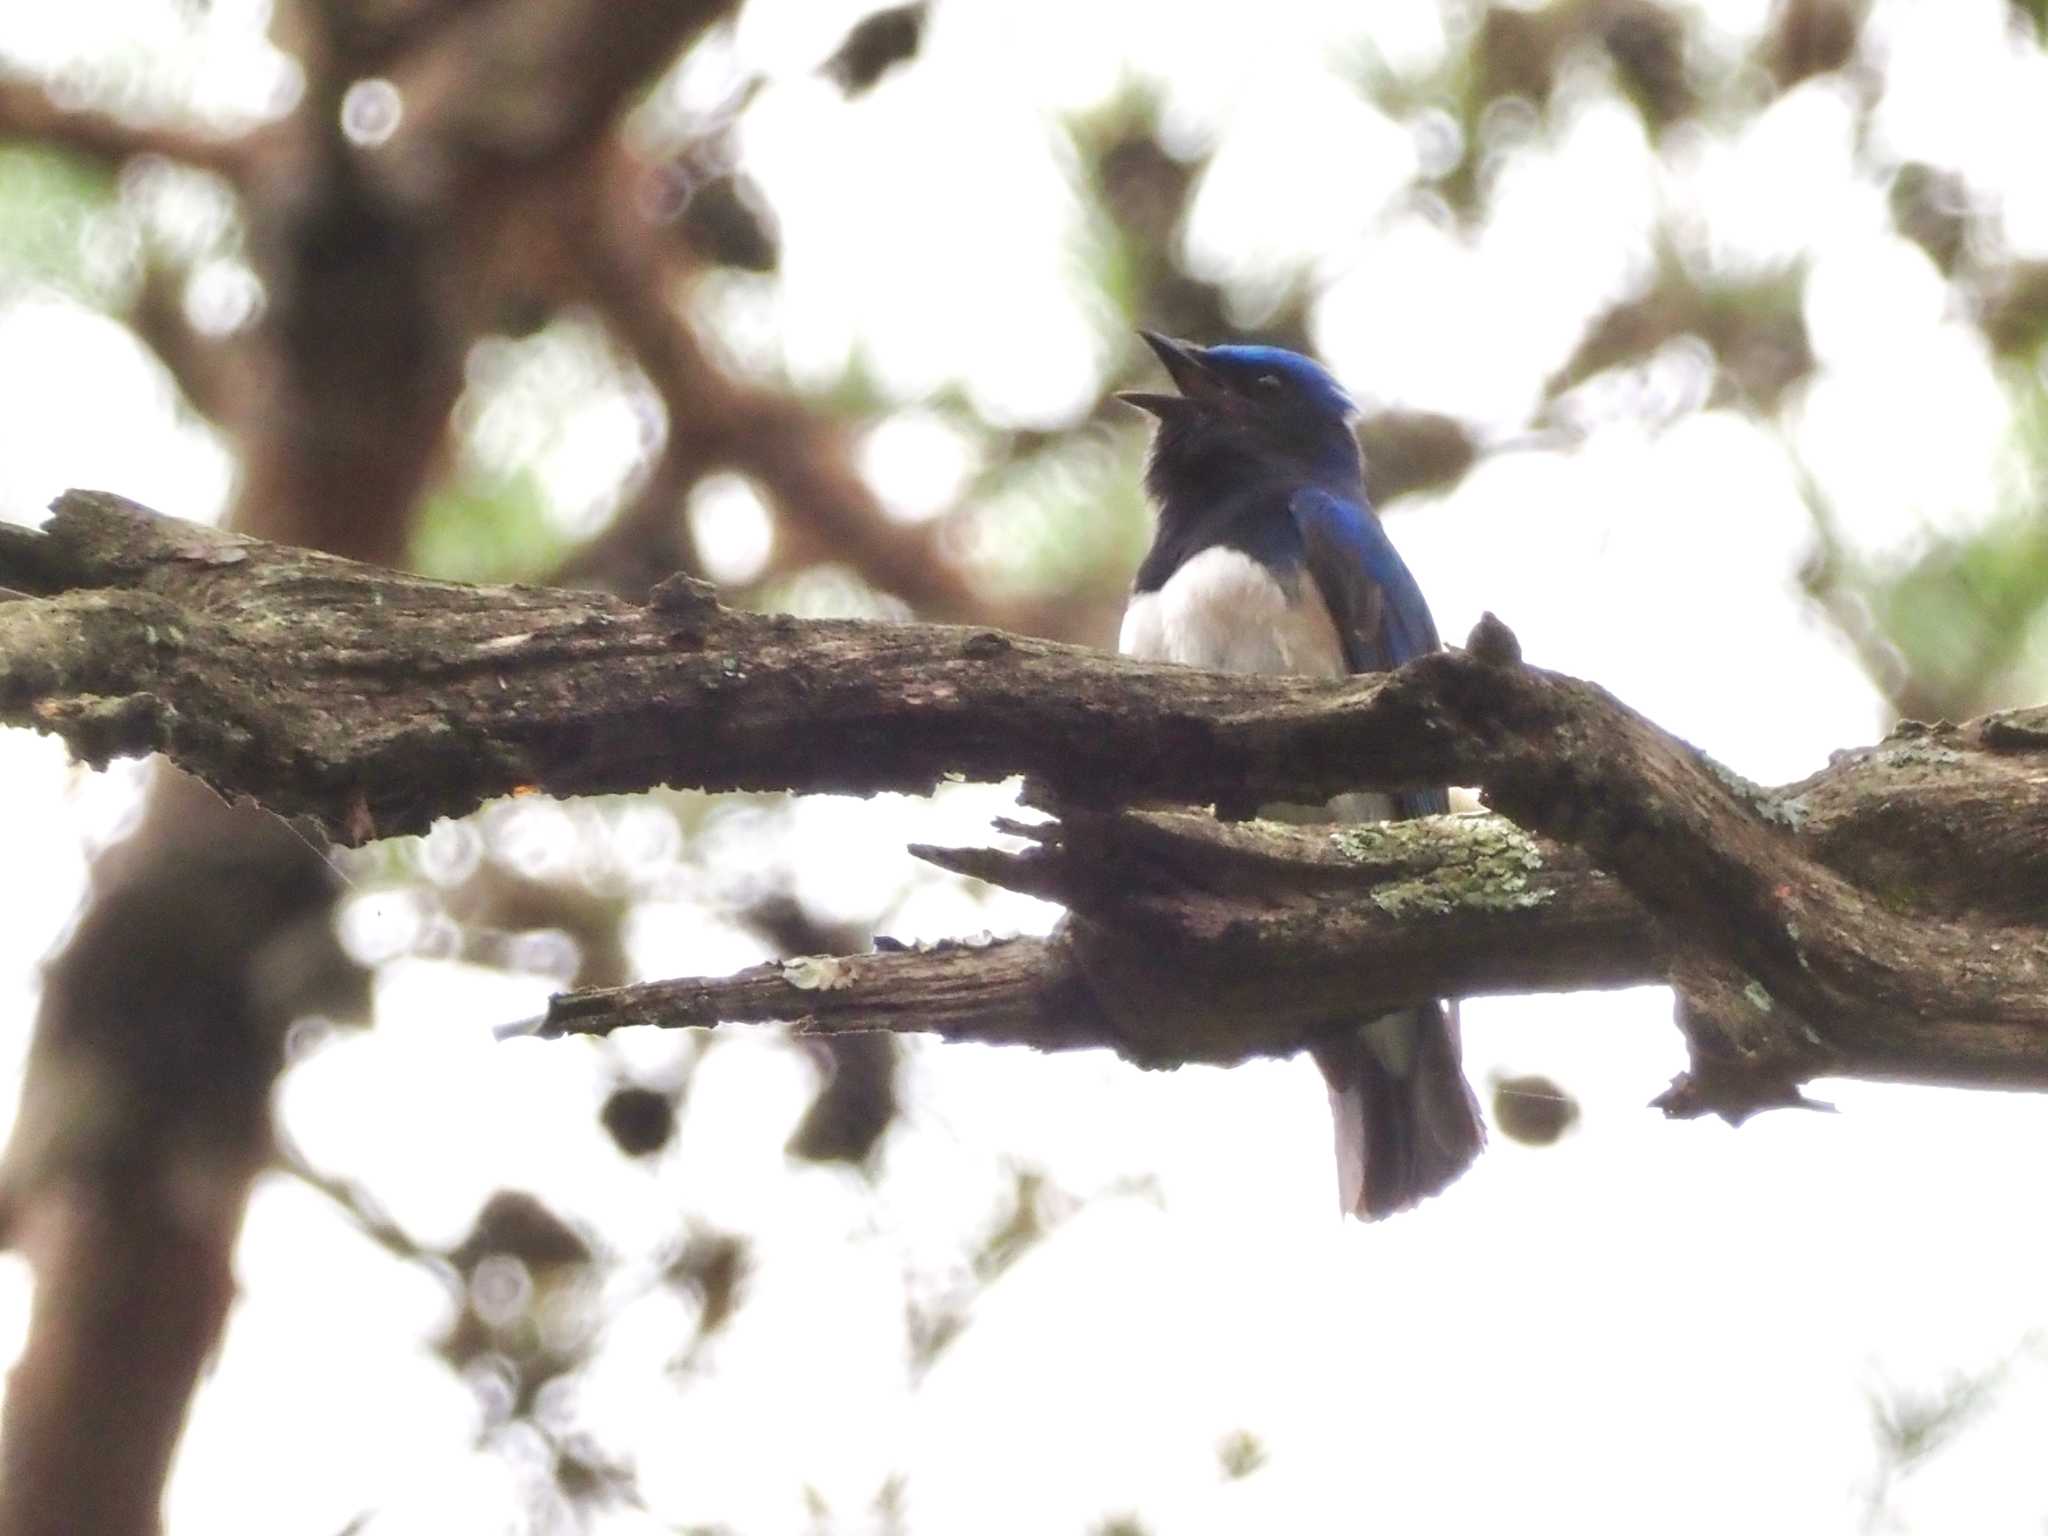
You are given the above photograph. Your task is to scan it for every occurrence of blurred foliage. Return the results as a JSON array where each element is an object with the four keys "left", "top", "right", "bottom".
[
  {"left": 286, "top": 1163, "right": 728, "bottom": 1533},
  {"left": 786, "top": 1030, "right": 898, "bottom": 1165},
  {"left": 819, "top": 2, "right": 928, "bottom": 97},
  {"left": 0, "top": 145, "right": 117, "bottom": 303},
  {"left": 676, "top": 171, "right": 780, "bottom": 273},
  {"left": 437, "top": 1190, "right": 651, "bottom": 1532},
  {"left": 1888, "top": 161, "right": 1974, "bottom": 276},
  {"left": 1547, "top": 245, "right": 1812, "bottom": 413},
  {"left": 954, "top": 432, "right": 1149, "bottom": 603},
  {"left": 1357, "top": 408, "right": 1479, "bottom": 503},
  {"left": 1805, "top": 366, "right": 2048, "bottom": 720},
  {"left": 669, "top": 1225, "right": 749, "bottom": 1361},
  {"left": 904, "top": 1165, "right": 1131, "bottom": 1382},
  {"left": 599, "top": 1085, "right": 675, "bottom": 1156},
  {"left": 1491, "top": 1072, "right": 1582, "bottom": 1146},
  {"left": 1866, "top": 511, "right": 2048, "bottom": 717},
  {"left": 409, "top": 467, "right": 567, "bottom": 584},
  {"left": 1981, "top": 261, "right": 2048, "bottom": 359},
  {"left": 1765, "top": 0, "right": 1865, "bottom": 92},
  {"left": 1216, "top": 1429, "right": 1267, "bottom": 1481},
  {"left": 1075, "top": 92, "right": 1289, "bottom": 360},
  {"left": 642, "top": 91, "right": 783, "bottom": 277},
  {"left": 1862, "top": 1336, "right": 2041, "bottom": 1530},
  {"left": 1070, "top": 89, "right": 1474, "bottom": 506},
  {"left": 1460, "top": 0, "right": 1700, "bottom": 134}
]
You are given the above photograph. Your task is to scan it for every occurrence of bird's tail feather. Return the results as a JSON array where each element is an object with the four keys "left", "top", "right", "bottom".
[{"left": 1311, "top": 1002, "right": 1483, "bottom": 1219}]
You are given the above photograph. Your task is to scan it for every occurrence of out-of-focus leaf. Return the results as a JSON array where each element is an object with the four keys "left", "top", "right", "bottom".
[
  {"left": 1872, "top": 1371, "right": 2001, "bottom": 1468},
  {"left": 1217, "top": 1429, "right": 1267, "bottom": 1480},
  {"left": 820, "top": 3, "right": 928, "bottom": 96},
  {"left": 1492, "top": 1073, "right": 1581, "bottom": 1146},
  {"left": 1475, "top": 5, "right": 1569, "bottom": 108},
  {"left": 906, "top": 1299, "right": 966, "bottom": 1374},
  {"left": 1890, "top": 162, "right": 1972, "bottom": 274},
  {"left": 1766, "top": 0, "right": 1865, "bottom": 89},
  {"left": 553, "top": 1443, "right": 640, "bottom": 1511},
  {"left": 956, "top": 433, "right": 1150, "bottom": 602},
  {"left": 0, "top": 145, "right": 118, "bottom": 302},
  {"left": 1551, "top": 252, "right": 1812, "bottom": 411},
  {"left": 1811, "top": 366, "right": 2048, "bottom": 718},
  {"left": 444, "top": 863, "right": 632, "bottom": 989},
  {"left": 788, "top": 1032, "right": 899, "bottom": 1166},
  {"left": 1869, "top": 514, "right": 2048, "bottom": 718},
  {"left": 1071, "top": 95, "right": 1205, "bottom": 328},
  {"left": 1094, "top": 130, "right": 1192, "bottom": 253},
  {"left": 1863, "top": 1339, "right": 2039, "bottom": 1526},
  {"left": 678, "top": 173, "right": 779, "bottom": 273},
  {"left": 454, "top": 1190, "right": 592, "bottom": 1271},
  {"left": 668, "top": 1228, "right": 748, "bottom": 1340},
  {"left": 410, "top": 466, "right": 566, "bottom": 583},
  {"left": 1602, "top": 2, "right": 1694, "bottom": 128},
  {"left": 1360, "top": 409, "right": 1478, "bottom": 503},
  {"left": 1980, "top": 260, "right": 2048, "bottom": 358},
  {"left": 973, "top": 1169, "right": 1049, "bottom": 1282},
  {"left": 601, "top": 1086, "right": 675, "bottom": 1157}
]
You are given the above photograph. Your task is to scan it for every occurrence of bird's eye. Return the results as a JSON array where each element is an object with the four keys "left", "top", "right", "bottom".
[{"left": 1254, "top": 373, "right": 1283, "bottom": 392}]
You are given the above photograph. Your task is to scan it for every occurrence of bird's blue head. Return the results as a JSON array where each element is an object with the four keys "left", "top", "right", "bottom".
[{"left": 1120, "top": 332, "right": 1363, "bottom": 505}]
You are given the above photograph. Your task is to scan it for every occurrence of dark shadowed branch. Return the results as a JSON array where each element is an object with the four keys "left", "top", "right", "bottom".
[{"left": 5, "top": 490, "right": 2048, "bottom": 1115}]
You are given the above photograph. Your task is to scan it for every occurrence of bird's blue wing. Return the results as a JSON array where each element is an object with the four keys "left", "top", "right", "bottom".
[
  {"left": 1291, "top": 486, "right": 1448, "bottom": 818},
  {"left": 1290, "top": 486, "right": 1440, "bottom": 667}
]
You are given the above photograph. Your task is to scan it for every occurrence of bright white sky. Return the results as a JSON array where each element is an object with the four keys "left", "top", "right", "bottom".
[{"left": 3, "top": 1, "right": 2048, "bottom": 1533}]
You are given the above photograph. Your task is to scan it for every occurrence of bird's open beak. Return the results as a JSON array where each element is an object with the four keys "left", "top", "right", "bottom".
[{"left": 1117, "top": 330, "right": 1225, "bottom": 417}]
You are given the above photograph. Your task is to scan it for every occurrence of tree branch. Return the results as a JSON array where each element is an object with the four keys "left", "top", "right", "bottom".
[
  {"left": 543, "top": 934, "right": 1103, "bottom": 1051},
  {"left": 378, "top": 0, "right": 735, "bottom": 190},
  {"left": 537, "top": 808, "right": 1659, "bottom": 1060},
  {"left": 6, "top": 490, "right": 2047, "bottom": 1109},
  {"left": 0, "top": 76, "right": 259, "bottom": 181}
]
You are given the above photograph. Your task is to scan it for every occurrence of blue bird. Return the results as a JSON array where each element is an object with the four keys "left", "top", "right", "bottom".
[{"left": 1118, "top": 331, "right": 1483, "bottom": 1218}]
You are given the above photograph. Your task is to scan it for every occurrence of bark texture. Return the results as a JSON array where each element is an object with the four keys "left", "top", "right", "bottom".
[{"left": 6, "top": 491, "right": 2047, "bottom": 1118}]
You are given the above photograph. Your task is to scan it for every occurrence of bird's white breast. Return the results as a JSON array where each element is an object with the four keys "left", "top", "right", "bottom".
[
  {"left": 1118, "top": 545, "right": 1347, "bottom": 679},
  {"left": 1121, "top": 545, "right": 1389, "bottom": 822}
]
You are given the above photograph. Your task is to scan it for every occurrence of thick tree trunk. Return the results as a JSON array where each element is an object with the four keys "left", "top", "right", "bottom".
[
  {"left": 0, "top": 795, "right": 357, "bottom": 1536},
  {"left": 0, "top": 7, "right": 736, "bottom": 1530}
]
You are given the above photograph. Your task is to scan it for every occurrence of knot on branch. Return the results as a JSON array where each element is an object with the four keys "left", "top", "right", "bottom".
[
  {"left": 1465, "top": 610, "right": 1523, "bottom": 666},
  {"left": 648, "top": 571, "right": 721, "bottom": 621}
]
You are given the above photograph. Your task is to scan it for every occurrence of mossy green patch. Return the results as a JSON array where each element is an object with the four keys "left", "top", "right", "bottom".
[
  {"left": 1704, "top": 757, "right": 1809, "bottom": 830},
  {"left": 1330, "top": 815, "right": 1556, "bottom": 919}
]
